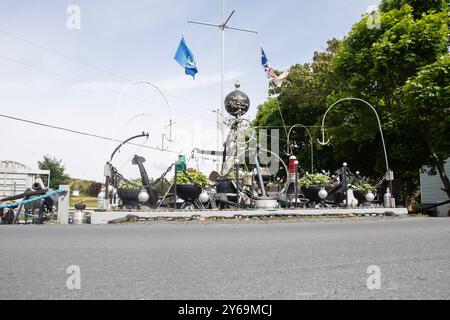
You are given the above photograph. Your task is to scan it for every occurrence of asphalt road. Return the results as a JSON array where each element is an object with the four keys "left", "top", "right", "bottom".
[{"left": 0, "top": 217, "right": 449, "bottom": 300}]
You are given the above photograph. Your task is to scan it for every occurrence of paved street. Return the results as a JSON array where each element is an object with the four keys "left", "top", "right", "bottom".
[{"left": 0, "top": 217, "right": 449, "bottom": 300}]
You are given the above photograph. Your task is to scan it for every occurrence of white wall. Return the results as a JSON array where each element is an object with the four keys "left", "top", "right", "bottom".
[{"left": 420, "top": 158, "right": 450, "bottom": 204}]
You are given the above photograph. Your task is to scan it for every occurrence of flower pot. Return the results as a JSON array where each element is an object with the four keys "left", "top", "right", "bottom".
[
  {"left": 176, "top": 184, "right": 202, "bottom": 202},
  {"left": 117, "top": 189, "right": 140, "bottom": 209},
  {"left": 301, "top": 185, "right": 325, "bottom": 203},
  {"left": 74, "top": 203, "right": 86, "bottom": 211},
  {"left": 353, "top": 190, "right": 366, "bottom": 203}
]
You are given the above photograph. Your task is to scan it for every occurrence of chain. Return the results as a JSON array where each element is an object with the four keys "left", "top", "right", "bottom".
[
  {"left": 110, "top": 165, "right": 129, "bottom": 188},
  {"left": 110, "top": 163, "right": 175, "bottom": 189},
  {"left": 148, "top": 163, "right": 175, "bottom": 186}
]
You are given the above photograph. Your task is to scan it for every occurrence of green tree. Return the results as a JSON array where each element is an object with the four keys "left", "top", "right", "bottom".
[
  {"left": 331, "top": 0, "right": 448, "bottom": 197},
  {"left": 254, "top": 0, "right": 449, "bottom": 203},
  {"left": 402, "top": 54, "right": 450, "bottom": 197},
  {"left": 254, "top": 39, "right": 342, "bottom": 172},
  {"left": 38, "top": 155, "right": 70, "bottom": 189}
]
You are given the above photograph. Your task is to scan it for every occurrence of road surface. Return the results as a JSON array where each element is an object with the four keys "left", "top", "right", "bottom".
[{"left": 0, "top": 217, "right": 449, "bottom": 299}]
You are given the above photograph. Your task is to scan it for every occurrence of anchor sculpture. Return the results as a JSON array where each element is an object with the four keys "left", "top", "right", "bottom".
[{"left": 132, "top": 155, "right": 158, "bottom": 206}]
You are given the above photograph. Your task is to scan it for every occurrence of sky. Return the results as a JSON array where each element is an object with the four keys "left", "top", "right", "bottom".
[{"left": 0, "top": 0, "right": 381, "bottom": 182}]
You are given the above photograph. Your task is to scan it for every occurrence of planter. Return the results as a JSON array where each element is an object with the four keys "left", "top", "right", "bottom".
[
  {"left": 216, "top": 179, "right": 237, "bottom": 194},
  {"left": 353, "top": 190, "right": 366, "bottom": 204},
  {"left": 117, "top": 189, "right": 140, "bottom": 209},
  {"left": 301, "top": 185, "right": 327, "bottom": 203},
  {"left": 354, "top": 190, "right": 377, "bottom": 205},
  {"left": 176, "top": 184, "right": 202, "bottom": 202},
  {"left": 74, "top": 203, "right": 86, "bottom": 211}
]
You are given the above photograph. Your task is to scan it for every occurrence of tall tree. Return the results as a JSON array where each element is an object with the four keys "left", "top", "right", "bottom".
[
  {"left": 38, "top": 155, "right": 70, "bottom": 189},
  {"left": 254, "top": 0, "right": 449, "bottom": 202},
  {"left": 254, "top": 39, "right": 342, "bottom": 172},
  {"left": 402, "top": 54, "right": 450, "bottom": 198},
  {"left": 332, "top": 0, "right": 448, "bottom": 197}
]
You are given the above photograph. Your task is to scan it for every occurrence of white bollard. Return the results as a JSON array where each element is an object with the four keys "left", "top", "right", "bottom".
[{"left": 58, "top": 185, "right": 70, "bottom": 224}]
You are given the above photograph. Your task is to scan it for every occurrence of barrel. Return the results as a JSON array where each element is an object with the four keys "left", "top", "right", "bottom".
[{"left": 72, "top": 210, "right": 87, "bottom": 225}]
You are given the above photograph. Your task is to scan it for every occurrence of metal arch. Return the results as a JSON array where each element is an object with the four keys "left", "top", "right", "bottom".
[
  {"left": 125, "top": 113, "right": 154, "bottom": 127},
  {"left": 317, "top": 97, "right": 390, "bottom": 173},
  {"left": 114, "top": 80, "right": 175, "bottom": 152},
  {"left": 110, "top": 132, "right": 150, "bottom": 162},
  {"left": 234, "top": 147, "right": 289, "bottom": 179},
  {"left": 285, "top": 124, "right": 314, "bottom": 173}
]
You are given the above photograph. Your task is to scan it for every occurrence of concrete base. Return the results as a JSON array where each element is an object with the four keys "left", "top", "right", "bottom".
[
  {"left": 90, "top": 207, "right": 408, "bottom": 224},
  {"left": 437, "top": 203, "right": 450, "bottom": 217}
]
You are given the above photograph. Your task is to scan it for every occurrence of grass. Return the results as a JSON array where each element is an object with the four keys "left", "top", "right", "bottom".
[{"left": 70, "top": 195, "right": 97, "bottom": 208}]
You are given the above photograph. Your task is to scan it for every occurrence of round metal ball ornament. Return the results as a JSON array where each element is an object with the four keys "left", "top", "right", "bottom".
[{"left": 224, "top": 81, "right": 250, "bottom": 118}]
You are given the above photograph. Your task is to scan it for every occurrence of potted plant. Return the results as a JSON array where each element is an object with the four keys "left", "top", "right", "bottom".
[
  {"left": 117, "top": 179, "right": 142, "bottom": 209},
  {"left": 353, "top": 181, "right": 376, "bottom": 204},
  {"left": 299, "top": 173, "right": 331, "bottom": 202},
  {"left": 172, "top": 169, "right": 208, "bottom": 202}
]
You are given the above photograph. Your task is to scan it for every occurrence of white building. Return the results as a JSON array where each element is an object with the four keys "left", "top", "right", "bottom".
[
  {"left": 0, "top": 160, "right": 50, "bottom": 197},
  {"left": 420, "top": 159, "right": 450, "bottom": 217}
]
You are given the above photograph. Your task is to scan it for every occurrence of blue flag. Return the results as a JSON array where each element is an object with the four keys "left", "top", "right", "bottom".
[{"left": 174, "top": 37, "right": 198, "bottom": 79}]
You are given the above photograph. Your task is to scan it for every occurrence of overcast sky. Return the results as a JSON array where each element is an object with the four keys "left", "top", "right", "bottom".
[{"left": 0, "top": 0, "right": 380, "bottom": 182}]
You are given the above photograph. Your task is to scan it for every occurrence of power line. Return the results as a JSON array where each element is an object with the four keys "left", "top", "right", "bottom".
[
  {"left": 0, "top": 28, "right": 215, "bottom": 115},
  {"left": 0, "top": 54, "right": 167, "bottom": 108},
  {"left": 0, "top": 53, "right": 217, "bottom": 125},
  {"left": 0, "top": 29, "right": 126, "bottom": 81},
  {"left": 0, "top": 113, "right": 180, "bottom": 154}
]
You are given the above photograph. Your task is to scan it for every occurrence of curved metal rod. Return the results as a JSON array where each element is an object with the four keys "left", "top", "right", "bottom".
[
  {"left": 125, "top": 113, "right": 154, "bottom": 127},
  {"left": 317, "top": 97, "right": 389, "bottom": 173},
  {"left": 234, "top": 147, "right": 289, "bottom": 180},
  {"left": 114, "top": 80, "right": 174, "bottom": 150},
  {"left": 285, "top": 124, "right": 314, "bottom": 173},
  {"left": 110, "top": 132, "right": 149, "bottom": 162},
  {"left": 235, "top": 119, "right": 257, "bottom": 148}
]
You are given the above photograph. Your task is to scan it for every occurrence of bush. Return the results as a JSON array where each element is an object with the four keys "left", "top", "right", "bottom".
[
  {"left": 299, "top": 174, "right": 330, "bottom": 188},
  {"left": 173, "top": 171, "right": 208, "bottom": 187},
  {"left": 88, "top": 182, "right": 103, "bottom": 197},
  {"left": 118, "top": 179, "right": 143, "bottom": 190},
  {"left": 353, "top": 182, "right": 375, "bottom": 192}
]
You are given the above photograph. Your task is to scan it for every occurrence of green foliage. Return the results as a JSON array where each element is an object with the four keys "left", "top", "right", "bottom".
[
  {"left": 173, "top": 171, "right": 208, "bottom": 187},
  {"left": 118, "top": 179, "right": 142, "bottom": 190},
  {"left": 254, "top": 1, "right": 450, "bottom": 199},
  {"left": 353, "top": 182, "right": 376, "bottom": 192},
  {"left": 88, "top": 182, "right": 103, "bottom": 197},
  {"left": 38, "top": 155, "right": 70, "bottom": 189},
  {"left": 402, "top": 54, "right": 450, "bottom": 159},
  {"left": 254, "top": 39, "right": 342, "bottom": 172},
  {"left": 68, "top": 178, "right": 101, "bottom": 197},
  {"left": 299, "top": 174, "right": 330, "bottom": 188},
  {"left": 380, "top": 0, "right": 448, "bottom": 17}
]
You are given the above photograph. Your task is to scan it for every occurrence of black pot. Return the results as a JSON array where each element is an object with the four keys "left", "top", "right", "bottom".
[
  {"left": 176, "top": 184, "right": 202, "bottom": 202},
  {"left": 117, "top": 189, "right": 140, "bottom": 209},
  {"left": 74, "top": 203, "right": 86, "bottom": 210},
  {"left": 301, "top": 185, "right": 324, "bottom": 203},
  {"left": 216, "top": 179, "right": 237, "bottom": 194},
  {"left": 353, "top": 190, "right": 366, "bottom": 203}
]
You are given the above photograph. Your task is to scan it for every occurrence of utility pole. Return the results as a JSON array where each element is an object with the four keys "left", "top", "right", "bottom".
[{"left": 188, "top": 0, "right": 257, "bottom": 170}]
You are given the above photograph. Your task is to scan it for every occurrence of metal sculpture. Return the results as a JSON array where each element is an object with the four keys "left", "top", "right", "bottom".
[{"left": 132, "top": 155, "right": 158, "bottom": 206}]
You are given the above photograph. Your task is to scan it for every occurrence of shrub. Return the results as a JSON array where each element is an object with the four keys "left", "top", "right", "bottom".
[
  {"left": 299, "top": 173, "right": 330, "bottom": 188},
  {"left": 118, "top": 179, "right": 143, "bottom": 190}
]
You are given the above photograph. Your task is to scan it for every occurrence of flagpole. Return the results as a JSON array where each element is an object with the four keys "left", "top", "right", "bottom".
[{"left": 220, "top": 0, "right": 225, "bottom": 173}]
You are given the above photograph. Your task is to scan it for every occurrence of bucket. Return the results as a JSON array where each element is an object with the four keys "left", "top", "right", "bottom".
[{"left": 72, "top": 206, "right": 87, "bottom": 225}]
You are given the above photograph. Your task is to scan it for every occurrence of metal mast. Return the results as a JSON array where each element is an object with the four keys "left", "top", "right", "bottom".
[{"left": 187, "top": 0, "right": 257, "bottom": 171}]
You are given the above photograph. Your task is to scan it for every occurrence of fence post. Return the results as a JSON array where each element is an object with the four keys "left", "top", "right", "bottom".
[{"left": 58, "top": 185, "right": 70, "bottom": 224}]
